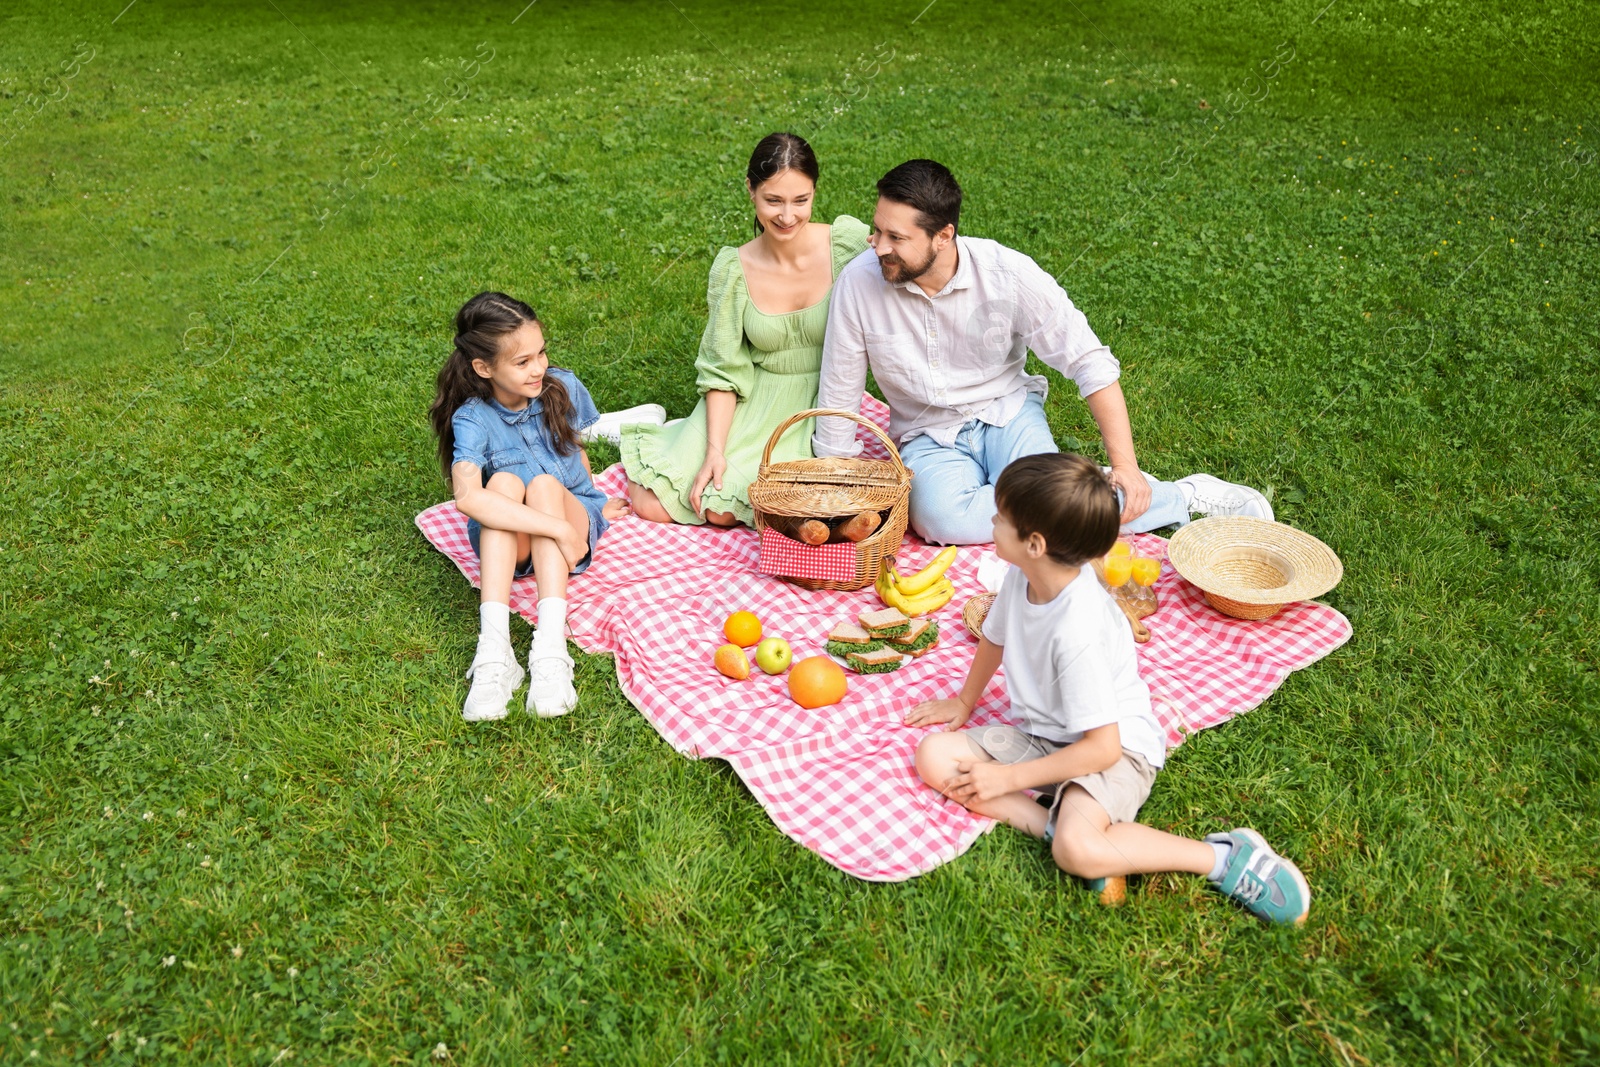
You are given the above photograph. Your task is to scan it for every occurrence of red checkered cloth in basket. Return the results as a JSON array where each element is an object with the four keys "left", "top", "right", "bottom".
[
  {"left": 757, "top": 526, "right": 860, "bottom": 584},
  {"left": 415, "top": 394, "right": 1352, "bottom": 881}
]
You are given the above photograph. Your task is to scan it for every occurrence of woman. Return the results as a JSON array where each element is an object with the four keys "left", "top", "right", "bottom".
[{"left": 622, "top": 132, "right": 870, "bottom": 526}]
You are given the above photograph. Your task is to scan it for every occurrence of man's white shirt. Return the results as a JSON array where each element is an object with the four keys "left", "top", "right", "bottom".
[{"left": 812, "top": 235, "right": 1122, "bottom": 457}]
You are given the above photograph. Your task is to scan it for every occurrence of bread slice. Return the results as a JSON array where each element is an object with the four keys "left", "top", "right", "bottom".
[
  {"left": 888, "top": 617, "right": 931, "bottom": 645},
  {"left": 858, "top": 606, "right": 910, "bottom": 638},
  {"left": 891, "top": 619, "right": 940, "bottom": 656},
  {"left": 846, "top": 646, "right": 905, "bottom": 674},
  {"left": 827, "top": 621, "right": 874, "bottom": 645}
]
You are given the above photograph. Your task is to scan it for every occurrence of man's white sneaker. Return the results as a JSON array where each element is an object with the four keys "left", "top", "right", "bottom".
[
  {"left": 580, "top": 404, "right": 667, "bottom": 445},
  {"left": 526, "top": 649, "right": 578, "bottom": 718},
  {"left": 1176, "top": 473, "right": 1275, "bottom": 522},
  {"left": 462, "top": 645, "right": 525, "bottom": 722}
]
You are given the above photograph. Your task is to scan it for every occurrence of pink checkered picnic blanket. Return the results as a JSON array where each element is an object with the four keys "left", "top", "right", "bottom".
[{"left": 415, "top": 396, "right": 1352, "bottom": 881}]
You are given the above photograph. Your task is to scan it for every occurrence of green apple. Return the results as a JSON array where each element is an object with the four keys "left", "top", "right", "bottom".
[{"left": 755, "top": 637, "right": 793, "bottom": 675}]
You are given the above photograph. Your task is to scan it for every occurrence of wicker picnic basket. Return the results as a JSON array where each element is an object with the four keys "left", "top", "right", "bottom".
[{"left": 747, "top": 408, "right": 912, "bottom": 592}]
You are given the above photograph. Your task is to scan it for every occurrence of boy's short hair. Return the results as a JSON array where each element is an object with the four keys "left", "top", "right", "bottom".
[{"left": 994, "top": 453, "right": 1120, "bottom": 566}]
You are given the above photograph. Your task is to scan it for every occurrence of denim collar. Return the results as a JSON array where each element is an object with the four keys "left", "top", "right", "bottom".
[{"left": 487, "top": 394, "right": 542, "bottom": 425}]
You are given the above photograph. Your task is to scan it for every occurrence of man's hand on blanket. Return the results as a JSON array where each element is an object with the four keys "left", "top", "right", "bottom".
[
  {"left": 904, "top": 697, "right": 973, "bottom": 731},
  {"left": 947, "top": 758, "right": 1014, "bottom": 804}
]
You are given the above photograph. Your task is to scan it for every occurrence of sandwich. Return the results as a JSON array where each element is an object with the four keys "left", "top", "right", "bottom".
[
  {"left": 825, "top": 621, "right": 882, "bottom": 658},
  {"left": 888, "top": 617, "right": 940, "bottom": 658},
  {"left": 846, "top": 646, "right": 906, "bottom": 674},
  {"left": 858, "top": 606, "right": 910, "bottom": 639}
]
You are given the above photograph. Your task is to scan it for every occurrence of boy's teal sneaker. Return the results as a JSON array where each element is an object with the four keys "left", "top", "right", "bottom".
[{"left": 1206, "top": 829, "right": 1310, "bottom": 925}]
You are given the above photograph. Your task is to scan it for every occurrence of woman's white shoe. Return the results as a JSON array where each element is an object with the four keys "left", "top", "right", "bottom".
[
  {"left": 580, "top": 404, "right": 667, "bottom": 445},
  {"left": 526, "top": 650, "right": 578, "bottom": 718}
]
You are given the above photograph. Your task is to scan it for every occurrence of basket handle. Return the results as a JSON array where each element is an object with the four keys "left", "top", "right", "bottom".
[{"left": 759, "top": 408, "right": 909, "bottom": 480}]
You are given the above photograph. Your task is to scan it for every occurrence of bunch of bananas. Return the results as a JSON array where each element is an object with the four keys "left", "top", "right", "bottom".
[{"left": 876, "top": 546, "right": 958, "bottom": 617}]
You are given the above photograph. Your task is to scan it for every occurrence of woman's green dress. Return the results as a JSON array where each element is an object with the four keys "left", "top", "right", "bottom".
[{"left": 621, "top": 215, "right": 871, "bottom": 525}]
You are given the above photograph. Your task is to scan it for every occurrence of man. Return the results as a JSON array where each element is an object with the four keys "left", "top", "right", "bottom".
[{"left": 813, "top": 159, "right": 1271, "bottom": 545}]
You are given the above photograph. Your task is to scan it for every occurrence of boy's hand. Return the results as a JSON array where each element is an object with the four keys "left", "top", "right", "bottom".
[
  {"left": 904, "top": 697, "right": 972, "bottom": 730},
  {"left": 948, "top": 758, "right": 1015, "bottom": 804}
]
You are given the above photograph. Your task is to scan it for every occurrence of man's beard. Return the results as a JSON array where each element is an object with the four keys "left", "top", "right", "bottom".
[{"left": 878, "top": 245, "right": 939, "bottom": 284}]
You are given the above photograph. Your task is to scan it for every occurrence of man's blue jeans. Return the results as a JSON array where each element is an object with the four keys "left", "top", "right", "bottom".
[{"left": 900, "top": 393, "right": 1191, "bottom": 545}]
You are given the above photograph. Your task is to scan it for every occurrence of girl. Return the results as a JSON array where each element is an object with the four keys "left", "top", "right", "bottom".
[{"left": 430, "top": 292, "right": 628, "bottom": 721}]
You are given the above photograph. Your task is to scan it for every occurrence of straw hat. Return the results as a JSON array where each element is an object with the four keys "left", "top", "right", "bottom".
[{"left": 1166, "top": 517, "right": 1343, "bottom": 621}]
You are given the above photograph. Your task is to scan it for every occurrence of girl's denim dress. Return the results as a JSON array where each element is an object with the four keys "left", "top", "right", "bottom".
[{"left": 451, "top": 369, "right": 609, "bottom": 576}]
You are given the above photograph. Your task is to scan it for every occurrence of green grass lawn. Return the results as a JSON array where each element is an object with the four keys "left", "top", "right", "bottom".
[{"left": 2, "top": 0, "right": 1597, "bottom": 1062}]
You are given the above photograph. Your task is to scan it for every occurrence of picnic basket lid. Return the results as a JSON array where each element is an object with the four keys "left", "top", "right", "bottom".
[
  {"left": 747, "top": 408, "right": 910, "bottom": 517},
  {"left": 1166, "top": 517, "right": 1343, "bottom": 609}
]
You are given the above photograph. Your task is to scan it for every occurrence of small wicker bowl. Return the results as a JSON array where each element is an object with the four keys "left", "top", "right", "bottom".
[
  {"left": 962, "top": 593, "right": 997, "bottom": 640},
  {"left": 1166, "top": 517, "right": 1343, "bottom": 621}
]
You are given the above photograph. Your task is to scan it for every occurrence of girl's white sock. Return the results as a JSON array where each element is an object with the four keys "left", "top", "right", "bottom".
[
  {"left": 478, "top": 601, "right": 512, "bottom": 652},
  {"left": 533, "top": 597, "right": 568, "bottom": 657}
]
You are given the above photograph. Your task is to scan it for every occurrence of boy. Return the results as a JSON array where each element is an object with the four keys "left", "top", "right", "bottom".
[{"left": 907, "top": 453, "right": 1310, "bottom": 923}]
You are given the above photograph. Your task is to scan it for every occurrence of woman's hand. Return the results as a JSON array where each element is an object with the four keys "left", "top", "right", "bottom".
[
  {"left": 904, "top": 697, "right": 973, "bottom": 731},
  {"left": 602, "top": 496, "right": 631, "bottom": 521},
  {"left": 946, "top": 759, "right": 1015, "bottom": 804},
  {"left": 689, "top": 450, "right": 728, "bottom": 517},
  {"left": 1108, "top": 464, "right": 1152, "bottom": 525}
]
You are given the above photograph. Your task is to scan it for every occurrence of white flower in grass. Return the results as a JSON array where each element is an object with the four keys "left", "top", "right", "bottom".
[
  {"left": 136, "top": 1037, "right": 147, "bottom": 1048},
  {"left": 142, "top": 811, "right": 153, "bottom": 821},
  {"left": 123, "top": 908, "right": 134, "bottom": 918},
  {"left": 144, "top": 690, "right": 154, "bottom": 698},
  {"left": 232, "top": 944, "right": 244, "bottom": 958},
  {"left": 287, "top": 966, "right": 299, "bottom": 979},
  {"left": 433, "top": 1043, "right": 450, "bottom": 1061},
  {"left": 201, "top": 856, "right": 212, "bottom": 868},
  {"left": 103, "top": 807, "right": 114, "bottom": 819},
  {"left": 162, "top": 955, "right": 176, "bottom": 967},
  {"left": 170, "top": 611, "right": 178, "bottom": 619}
]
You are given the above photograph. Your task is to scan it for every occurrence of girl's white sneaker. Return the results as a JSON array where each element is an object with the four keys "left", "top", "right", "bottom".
[
  {"left": 462, "top": 646, "right": 525, "bottom": 722},
  {"left": 526, "top": 649, "right": 578, "bottom": 718},
  {"left": 580, "top": 404, "right": 667, "bottom": 445}
]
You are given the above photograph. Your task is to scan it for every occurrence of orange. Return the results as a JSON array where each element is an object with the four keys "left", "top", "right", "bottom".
[
  {"left": 1103, "top": 555, "right": 1133, "bottom": 587},
  {"left": 723, "top": 610, "right": 763, "bottom": 647},
  {"left": 1130, "top": 557, "right": 1161, "bottom": 586},
  {"left": 788, "top": 656, "right": 847, "bottom": 709},
  {"left": 714, "top": 643, "right": 750, "bottom": 680},
  {"left": 1108, "top": 540, "right": 1133, "bottom": 558}
]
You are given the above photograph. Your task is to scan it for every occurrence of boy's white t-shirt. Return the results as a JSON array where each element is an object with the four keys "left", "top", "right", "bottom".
[{"left": 981, "top": 564, "right": 1166, "bottom": 769}]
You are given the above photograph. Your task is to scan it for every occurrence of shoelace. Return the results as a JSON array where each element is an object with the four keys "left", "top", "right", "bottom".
[
  {"left": 530, "top": 658, "right": 570, "bottom": 683},
  {"left": 1190, "top": 492, "right": 1249, "bottom": 514},
  {"left": 1232, "top": 855, "right": 1281, "bottom": 906}
]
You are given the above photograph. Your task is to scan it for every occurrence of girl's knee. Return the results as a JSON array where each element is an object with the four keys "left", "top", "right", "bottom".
[
  {"left": 525, "top": 473, "right": 564, "bottom": 507},
  {"left": 486, "top": 471, "right": 526, "bottom": 499}
]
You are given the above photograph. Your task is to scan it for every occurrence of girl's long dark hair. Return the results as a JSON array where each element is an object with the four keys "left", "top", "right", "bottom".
[
  {"left": 430, "top": 291, "right": 580, "bottom": 482},
  {"left": 747, "top": 131, "right": 820, "bottom": 235}
]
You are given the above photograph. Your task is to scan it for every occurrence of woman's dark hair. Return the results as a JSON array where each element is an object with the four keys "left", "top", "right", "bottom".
[
  {"left": 994, "top": 453, "right": 1120, "bottom": 566},
  {"left": 430, "top": 291, "right": 580, "bottom": 482},
  {"left": 876, "top": 159, "right": 962, "bottom": 237},
  {"left": 746, "top": 132, "right": 820, "bottom": 235}
]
